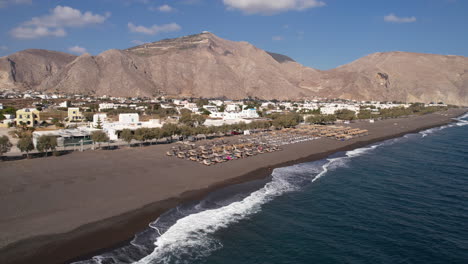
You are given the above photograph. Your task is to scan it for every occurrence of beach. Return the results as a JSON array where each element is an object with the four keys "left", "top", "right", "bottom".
[{"left": 0, "top": 108, "right": 466, "bottom": 264}]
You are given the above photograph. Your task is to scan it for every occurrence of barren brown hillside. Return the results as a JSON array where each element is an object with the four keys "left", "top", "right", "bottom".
[{"left": 0, "top": 33, "right": 467, "bottom": 105}]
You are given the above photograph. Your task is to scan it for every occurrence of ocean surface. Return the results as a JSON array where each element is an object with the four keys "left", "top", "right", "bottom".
[{"left": 75, "top": 113, "right": 468, "bottom": 264}]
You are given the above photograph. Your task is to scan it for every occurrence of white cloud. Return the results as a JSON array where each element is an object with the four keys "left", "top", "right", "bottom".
[
  {"left": 128, "top": 22, "right": 181, "bottom": 35},
  {"left": 223, "top": 0, "right": 325, "bottom": 15},
  {"left": 68, "top": 45, "right": 87, "bottom": 55},
  {"left": 11, "top": 5, "right": 110, "bottom": 39},
  {"left": 151, "top": 4, "right": 174, "bottom": 12},
  {"left": 272, "top": 35, "right": 284, "bottom": 41},
  {"left": 11, "top": 26, "right": 66, "bottom": 39},
  {"left": 131, "top": 40, "right": 146, "bottom": 45},
  {"left": 384, "top": 13, "right": 416, "bottom": 23},
  {"left": 0, "top": 0, "right": 32, "bottom": 8}
]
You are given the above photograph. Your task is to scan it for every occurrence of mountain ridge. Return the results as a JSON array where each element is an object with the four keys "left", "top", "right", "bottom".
[{"left": 0, "top": 32, "right": 467, "bottom": 105}]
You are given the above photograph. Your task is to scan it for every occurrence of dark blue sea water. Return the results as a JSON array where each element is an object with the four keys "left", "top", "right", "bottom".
[{"left": 75, "top": 113, "right": 468, "bottom": 264}]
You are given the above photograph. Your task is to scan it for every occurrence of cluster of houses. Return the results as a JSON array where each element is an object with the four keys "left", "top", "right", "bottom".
[{"left": 0, "top": 90, "right": 448, "bottom": 149}]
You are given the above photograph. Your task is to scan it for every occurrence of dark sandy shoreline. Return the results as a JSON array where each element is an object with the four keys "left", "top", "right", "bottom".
[{"left": 0, "top": 108, "right": 466, "bottom": 264}]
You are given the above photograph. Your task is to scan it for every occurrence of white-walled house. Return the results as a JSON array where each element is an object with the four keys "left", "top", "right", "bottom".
[
  {"left": 225, "top": 104, "right": 240, "bottom": 112},
  {"left": 209, "top": 108, "right": 259, "bottom": 120},
  {"left": 119, "top": 113, "right": 139, "bottom": 124},
  {"left": 203, "top": 105, "right": 218, "bottom": 113},
  {"left": 102, "top": 117, "right": 163, "bottom": 141},
  {"left": 320, "top": 104, "right": 360, "bottom": 115},
  {"left": 93, "top": 114, "right": 108, "bottom": 127},
  {"left": 99, "top": 103, "right": 116, "bottom": 111}
]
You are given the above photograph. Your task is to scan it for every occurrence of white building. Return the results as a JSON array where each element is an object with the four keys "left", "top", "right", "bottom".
[
  {"left": 119, "top": 113, "right": 139, "bottom": 124},
  {"left": 183, "top": 103, "right": 199, "bottom": 112},
  {"left": 59, "top": 101, "right": 70, "bottom": 108},
  {"left": 99, "top": 103, "right": 116, "bottom": 111},
  {"left": 225, "top": 104, "right": 240, "bottom": 112},
  {"left": 209, "top": 108, "right": 259, "bottom": 120},
  {"left": 102, "top": 118, "right": 162, "bottom": 140},
  {"left": 320, "top": 104, "right": 360, "bottom": 115},
  {"left": 203, "top": 105, "right": 218, "bottom": 113},
  {"left": 93, "top": 114, "right": 108, "bottom": 128}
]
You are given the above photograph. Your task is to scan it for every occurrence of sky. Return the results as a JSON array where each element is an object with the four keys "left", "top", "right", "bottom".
[{"left": 0, "top": 0, "right": 467, "bottom": 70}]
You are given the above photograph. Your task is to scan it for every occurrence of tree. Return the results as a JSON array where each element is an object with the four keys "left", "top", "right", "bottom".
[
  {"left": 335, "top": 109, "right": 356, "bottom": 121},
  {"left": 17, "top": 136, "right": 34, "bottom": 158},
  {"left": 95, "top": 116, "right": 103, "bottom": 129},
  {"left": 199, "top": 108, "right": 211, "bottom": 116},
  {"left": 193, "top": 114, "right": 206, "bottom": 126},
  {"left": 121, "top": 129, "right": 134, "bottom": 146},
  {"left": 134, "top": 128, "right": 152, "bottom": 146},
  {"left": 218, "top": 104, "right": 226, "bottom": 112},
  {"left": 150, "top": 128, "right": 162, "bottom": 141},
  {"left": 161, "top": 123, "right": 180, "bottom": 138},
  {"left": 195, "top": 99, "right": 209, "bottom": 108},
  {"left": 179, "top": 112, "right": 195, "bottom": 127},
  {"left": 271, "top": 113, "right": 302, "bottom": 128},
  {"left": 0, "top": 135, "right": 12, "bottom": 160},
  {"left": 357, "top": 110, "right": 372, "bottom": 120},
  {"left": 91, "top": 130, "right": 109, "bottom": 149},
  {"left": 36, "top": 135, "right": 57, "bottom": 156},
  {"left": 306, "top": 114, "right": 336, "bottom": 124}
]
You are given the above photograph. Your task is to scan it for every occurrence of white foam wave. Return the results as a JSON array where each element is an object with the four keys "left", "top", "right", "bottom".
[
  {"left": 133, "top": 143, "right": 385, "bottom": 264},
  {"left": 419, "top": 112, "right": 468, "bottom": 137}
]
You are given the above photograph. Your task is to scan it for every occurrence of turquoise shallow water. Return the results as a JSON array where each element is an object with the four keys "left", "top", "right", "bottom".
[{"left": 75, "top": 114, "right": 468, "bottom": 264}]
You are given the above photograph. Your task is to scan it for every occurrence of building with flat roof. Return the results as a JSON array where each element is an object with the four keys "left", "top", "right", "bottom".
[
  {"left": 16, "top": 108, "right": 41, "bottom": 127},
  {"left": 68, "top": 107, "right": 85, "bottom": 122},
  {"left": 32, "top": 128, "right": 99, "bottom": 148}
]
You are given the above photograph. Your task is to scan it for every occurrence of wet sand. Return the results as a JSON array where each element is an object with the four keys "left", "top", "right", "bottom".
[{"left": 0, "top": 108, "right": 466, "bottom": 264}]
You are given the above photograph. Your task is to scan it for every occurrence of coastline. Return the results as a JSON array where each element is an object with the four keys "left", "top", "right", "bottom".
[{"left": 0, "top": 108, "right": 466, "bottom": 264}]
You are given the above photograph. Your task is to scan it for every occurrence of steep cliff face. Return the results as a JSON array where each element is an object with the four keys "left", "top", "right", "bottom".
[
  {"left": 0, "top": 49, "right": 76, "bottom": 90},
  {"left": 314, "top": 52, "right": 468, "bottom": 105},
  {"left": 0, "top": 34, "right": 467, "bottom": 105}
]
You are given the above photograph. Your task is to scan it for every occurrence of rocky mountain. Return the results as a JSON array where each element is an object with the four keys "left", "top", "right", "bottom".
[
  {"left": 0, "top": 32, "right": 467, "bottom": 105},
  {"left": 316, "top": 52, "right": 468, "bottom": 105},
  {"left": 0, "top": 49, "right": 75, "bottom": 90}
]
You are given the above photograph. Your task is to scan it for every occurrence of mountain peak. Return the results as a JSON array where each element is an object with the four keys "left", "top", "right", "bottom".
[{"left": 125, "top": 31, "right": 223, "bottom": 56}]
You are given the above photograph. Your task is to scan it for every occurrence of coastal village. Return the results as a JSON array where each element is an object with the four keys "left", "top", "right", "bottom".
[{"left": 0, "top": 88, "right": 450, "bottom": 161}]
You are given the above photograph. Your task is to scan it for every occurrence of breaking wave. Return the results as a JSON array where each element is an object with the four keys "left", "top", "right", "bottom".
[
  {"left": 75, "top": 112, "right": 467, "bottom": 264},
  {"left": 420, "top": 112, "right": 468, "bottom": 137},
  {"left": 136, "top": 144, "right": 394, "bottom": 264}
]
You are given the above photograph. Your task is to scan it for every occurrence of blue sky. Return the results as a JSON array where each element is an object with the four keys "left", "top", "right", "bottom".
[{"left": 0, "top": 0, "right": 467, "bottom": 69}]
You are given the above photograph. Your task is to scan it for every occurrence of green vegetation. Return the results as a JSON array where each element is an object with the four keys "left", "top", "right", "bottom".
[
  {"left": 121, "top": 129, "right": 134, "bottom": 146},
  {"left": 179, "top": 111, "right": 206, "bottom": 127},
  {"left": 357, "top": 110, "right": 372, "bottom": 120},
  {"left": 334, "top": 109, "right": 356, "bottom": 121},
  {"left": 0, "top": 135, "right": 12, "bottom": 159},
  {"left": 36, "top": 135, "right": 58, "bottom": 156},
  {"left": 91, "top": 130, "right": 110, "bottom": 149},
  {"left": 269, "top": 112, "right": 303, "bottom": 128},
  {"left": 116, "top": 120, "right": 272, "bottom": 145},
  {"left": 195, "top": 99, "right": 209, "bottom": 108},
  {"left": 0, "top": 106, "right": 16, "bottom": 121},
  {"left": 17, "top": 136, "right": 34, "bottom": 158},
  {"left": 306, "top": 114, "right": 337, "bottom": 124},
  {"left": 377, "top": 104, "right": 449, "bottom": 119}
]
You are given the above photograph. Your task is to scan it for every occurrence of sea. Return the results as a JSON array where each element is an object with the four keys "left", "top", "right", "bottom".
[{"left": 75, "top": 113, "right": 468, "bottom": 264}]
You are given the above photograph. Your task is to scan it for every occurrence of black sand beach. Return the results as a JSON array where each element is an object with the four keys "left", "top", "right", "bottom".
[{"left": 0, "top": 108, "right": 466, "bottom": 264}]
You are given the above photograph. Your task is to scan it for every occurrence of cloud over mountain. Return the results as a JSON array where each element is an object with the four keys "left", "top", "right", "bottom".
[
  {"left": 128, "top": 22, "right": 181, "bottom": 35},
  {"left": 10, "top": 5, "right": 110, "bottom": 39},
  {"left": 223, "top": 0, "right": 325, "bottom": 15},
  {"left": 68, "top": 45, "right": 87, "bottom": 55}
]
